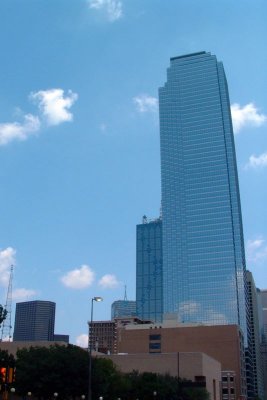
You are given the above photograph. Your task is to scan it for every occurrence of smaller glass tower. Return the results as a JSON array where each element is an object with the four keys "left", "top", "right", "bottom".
[{"left": 136, "top": 216, "right": 163, "bottom": 322}]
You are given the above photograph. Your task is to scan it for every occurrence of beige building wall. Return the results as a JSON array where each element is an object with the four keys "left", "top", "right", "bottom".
[
  {"left": 0, "top": 341, "right": 67, "bottom": 356},
  {"left": 117, "top": 323, "right": 246, "bottom": 400},
  {"left": 100, "top": 352, "right": 221, "bottom": 400}
]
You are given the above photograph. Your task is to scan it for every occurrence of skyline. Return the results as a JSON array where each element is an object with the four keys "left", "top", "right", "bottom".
[{"left": 0, "top": 0, "right": 266, "bottom": 346}]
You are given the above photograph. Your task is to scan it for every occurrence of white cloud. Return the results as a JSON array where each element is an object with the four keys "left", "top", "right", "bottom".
[
  {"left": 133, "top": 94, "right": 158, "bottom": 113},
  {"left": 88, "top": 0, "right": 123, "bottom": 22},
  {"left": 231, "top": 103, "right": 266, "bottom": 133},
  {"left": 61, "top": 264, "right": 95, "bottom": 289},
  {"left": 246, "top": 238, "right": 267, "bottom": 265},
  {"left": 76, "top": 333, "right": 88, "bottom": 348},
  {"left": 98, "top": 274, "right": 120, "bottom": 289},
  {"left": 31, "top": 89, "right": 78, "bottom": 126},
  {"left": 0, "top": 114, "right": 40, "bottom": 146},
  {"left": 245, "top": 152, "right": 267, "bottom": 169},
  {"left": 0, "top": 247, "right": 16, "bottom": 286},
  {"left": 12, "top": 288, "right": 37, "bottom": 301}
]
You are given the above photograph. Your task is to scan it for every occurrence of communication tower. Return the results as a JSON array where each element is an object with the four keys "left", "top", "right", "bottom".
[{"left": 1, "top": 265, "right": 14, "bottom": 341}]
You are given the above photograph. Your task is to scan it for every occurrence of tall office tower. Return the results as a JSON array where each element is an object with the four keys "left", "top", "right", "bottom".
[
  {"left": 159, "top": 52, "right": 247, "bottom": 339},
  {"left": 111, "top": 300, "right": 136, "bottom": 320},
  {"left": 258, "top": 289, "right": 267, "bottom": 399},
  {"left": 246, "top": 271, "right": 264, "bottom": 399},
  {"left": 13, "top": 300, "right": 55, "bottom": 341},
  {"left": 136, "top": 216, "right": 163, "bottom": 322}
]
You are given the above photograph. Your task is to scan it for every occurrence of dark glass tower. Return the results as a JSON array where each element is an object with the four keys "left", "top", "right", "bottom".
[
  {"left": 159, "top": 52, "right": 247, "bottom": 341},
  {"left": 136, "top": 216, "right": 163, "bottom": 322},
  {"left": 13, "top": 300, "right": 55, "bottom": 341}
]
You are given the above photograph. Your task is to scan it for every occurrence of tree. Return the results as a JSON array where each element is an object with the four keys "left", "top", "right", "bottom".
[
  {"left": 0, "top": 305, "right": 7, "bottom": 326},
  {"left": 15, "top": 345, "right": 88, "bottom": 400}
]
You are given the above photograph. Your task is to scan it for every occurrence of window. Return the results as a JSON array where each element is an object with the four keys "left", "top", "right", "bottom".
[
  {"left": 149, "top": 334, "right": 161, "bottom": 340},
  {"left": 149, "top": 342, "right": 161, "bottom": 350}
]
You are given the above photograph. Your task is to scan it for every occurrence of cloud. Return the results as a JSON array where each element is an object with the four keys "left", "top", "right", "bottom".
[
  {"left": 133, "top": 94, "right": 158, "bottom": 113},
  {"left": 88, "top": 0, "right": 123, "bottom": 22},
  {"left": 31, "top": 89, "right": 78, "bottom": 126},
  {"left": 0, "top": 114, "right": 40, "bottom": 146},
  {"left": 61, "top": 265, "right": 95, "bottom": 289},
  {"left": 12, "top": 288, "right": 37, "bottom": 301},
  {"left": 0, "top": 88, "right": 78, "bottom": 147},
  {"left": 98, "top": 274, "right": 120, "bottom": 289},
  {"left": 231, "top": 103, "right": 266, "bottom": 133},
  {"left": 76, "top": 333, "right": 88, "bottom": 348},
  {"left": 245, "top": 152, "right": 267, "bottom": 169},
  {"left": 246, "top": 238, "right": 267, "bottom": 265},
  {"left": 0, "top": 247, "right": 16, "bottom": 286}
]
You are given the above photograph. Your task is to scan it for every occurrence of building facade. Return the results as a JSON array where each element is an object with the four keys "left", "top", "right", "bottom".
[
  {"left": 258, "top": 289, "right": 267, "bottom": 399},
  {"left": 159, "top": 52, "right": 247, "bottom": 341},
  {"left": 136, "top": 216, "right": 163, "bottom": 322},
  {"left": 13, "top": 300, "right": 55, "bottom": 341},
  {"left": 116, "top": 322, "right": 247, "bottom": 400},
  {"left": 100, "top": 352, "right": 221, "bottom": 400},
  {"left": 111, "top": 300, "right": 136, "bottom": 319},
  {"left": 246, "top": 271, "right": 264, "bottom": 399}
]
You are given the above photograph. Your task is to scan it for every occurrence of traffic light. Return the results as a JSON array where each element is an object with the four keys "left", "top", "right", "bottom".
[
  {"left": 0, "top": 368, "right": 7, "bottom": 383},
  {"left": 8, "top": 368, "right": 15, "bottom": 383}
]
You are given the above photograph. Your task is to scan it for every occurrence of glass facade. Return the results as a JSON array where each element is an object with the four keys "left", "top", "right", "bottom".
[
  {"left": 111, "top": 300, "right": 137, "bottom": 319},
  {"left": 136, "top": 217, "right": 163, "bottom": 322},
  {"left": 13, "top": 300, "right": 55, "bottom": 341},
  {"left": 159, "top": 52, "right": 247, "bottom": 341}
]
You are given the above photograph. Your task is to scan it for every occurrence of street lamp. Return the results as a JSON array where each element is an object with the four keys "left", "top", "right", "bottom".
[
  {"left": 88, "top": 296, "right": 103, "bottom": 400},
  {"left": 54, "top": 392, "right": 58, "bottom": 400}
]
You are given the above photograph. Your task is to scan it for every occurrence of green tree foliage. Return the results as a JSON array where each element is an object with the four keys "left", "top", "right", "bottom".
[
  {"left": 0, "top": 305, "right": 7, "bottom": 326},
  {"left": 15, "top": 345, "right": 88, "bottom": 399}
]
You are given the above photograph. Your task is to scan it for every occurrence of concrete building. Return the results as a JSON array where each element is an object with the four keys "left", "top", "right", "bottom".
[
  {"left": 136, "top": 216, "right": 163, "bottom": 322},
  {"left": 0, "top": 340, "right": 67, "bottom": 356},
  {"left": 116, "top": 322, "right": 247, "bottom": 400},
  {"left": 100, "top": 352, "right": 221, "bottom": 400},
  {"left": 246, "top": 271, "right": 264, "bottom": 399},
  {"left": 13, "top": 300, "right": 56, "bottom": 341},
  {"left": 258, "top": 289, "right": 267, "bottom": 400}
]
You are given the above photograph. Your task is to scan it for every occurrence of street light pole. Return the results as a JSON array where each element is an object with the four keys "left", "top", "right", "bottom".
[{"left": 88, "top": 296, "right": 103, "bottom": 400}]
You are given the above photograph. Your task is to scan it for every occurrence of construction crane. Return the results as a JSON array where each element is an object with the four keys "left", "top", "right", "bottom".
[{"left": 1, "top": 265, "right": 14, "bottom": 342}]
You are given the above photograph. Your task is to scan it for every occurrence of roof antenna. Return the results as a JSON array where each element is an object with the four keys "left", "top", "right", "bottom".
[{"left": 124, "top": 285, "right": 128, "bottom": 301}]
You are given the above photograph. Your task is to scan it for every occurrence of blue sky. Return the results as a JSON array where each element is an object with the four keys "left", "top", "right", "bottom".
[{"left": 0, "top": 0, "right": 266, "bottom": 346}]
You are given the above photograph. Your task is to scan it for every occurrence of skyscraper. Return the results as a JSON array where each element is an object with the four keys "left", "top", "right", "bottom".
[
  {"left": 111, "top": 300, "right": 137, "bottom": 319},
  {"left": 136, "top": 216, "right": 163, "bottom": 322},
  {"left": 13, "top": 300, "right": 55, "bottom": 341},
  {"left": 246, "top": 271, "right": 264, "bottom": 399},
  {"left": 159, "top": 52, "right": 247, "bottom": 340}
]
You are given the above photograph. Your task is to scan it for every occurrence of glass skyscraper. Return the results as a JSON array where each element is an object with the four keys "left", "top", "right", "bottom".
[
  {"left": 136, "top": 216, "right": 163, "bottom": 322},
  {"left": 159, "top": 52, "right": 247, "bottom": 341},
  {"left": 13, "top": 300, "right": 55, "bottom": 341}
]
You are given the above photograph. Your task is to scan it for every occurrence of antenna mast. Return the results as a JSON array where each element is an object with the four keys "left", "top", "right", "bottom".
[
  {"left": 124, "top": 285, "right": 128, "bottom": 301},
  {"left": 1, "top": 265, "right": 14, "bottom": 341}
]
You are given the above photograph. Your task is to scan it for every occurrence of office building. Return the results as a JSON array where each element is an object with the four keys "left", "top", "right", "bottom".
[
  {"left": 111, "top": 300, "right": 136, "bottom": 319},
  {"left": 13, "top": 300, "right": 55, "bottom": 341},
  {"left": 246, "top": 271, "right": 264, "bottom": 399},
  {"left": 159, "top": 52, "right": 247, "bottom": 340},
  {"left": 136, "top": 215, "right": 163, "bottom": 322},
  {"left": 116, "top": 322, "right": 247, "bottom": 400},
  {"left": 100, "top": 352, "right": 221, "bottom": 400},
  {"left": 258, "top": 289, "right": 267, "bottom": 399}
]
